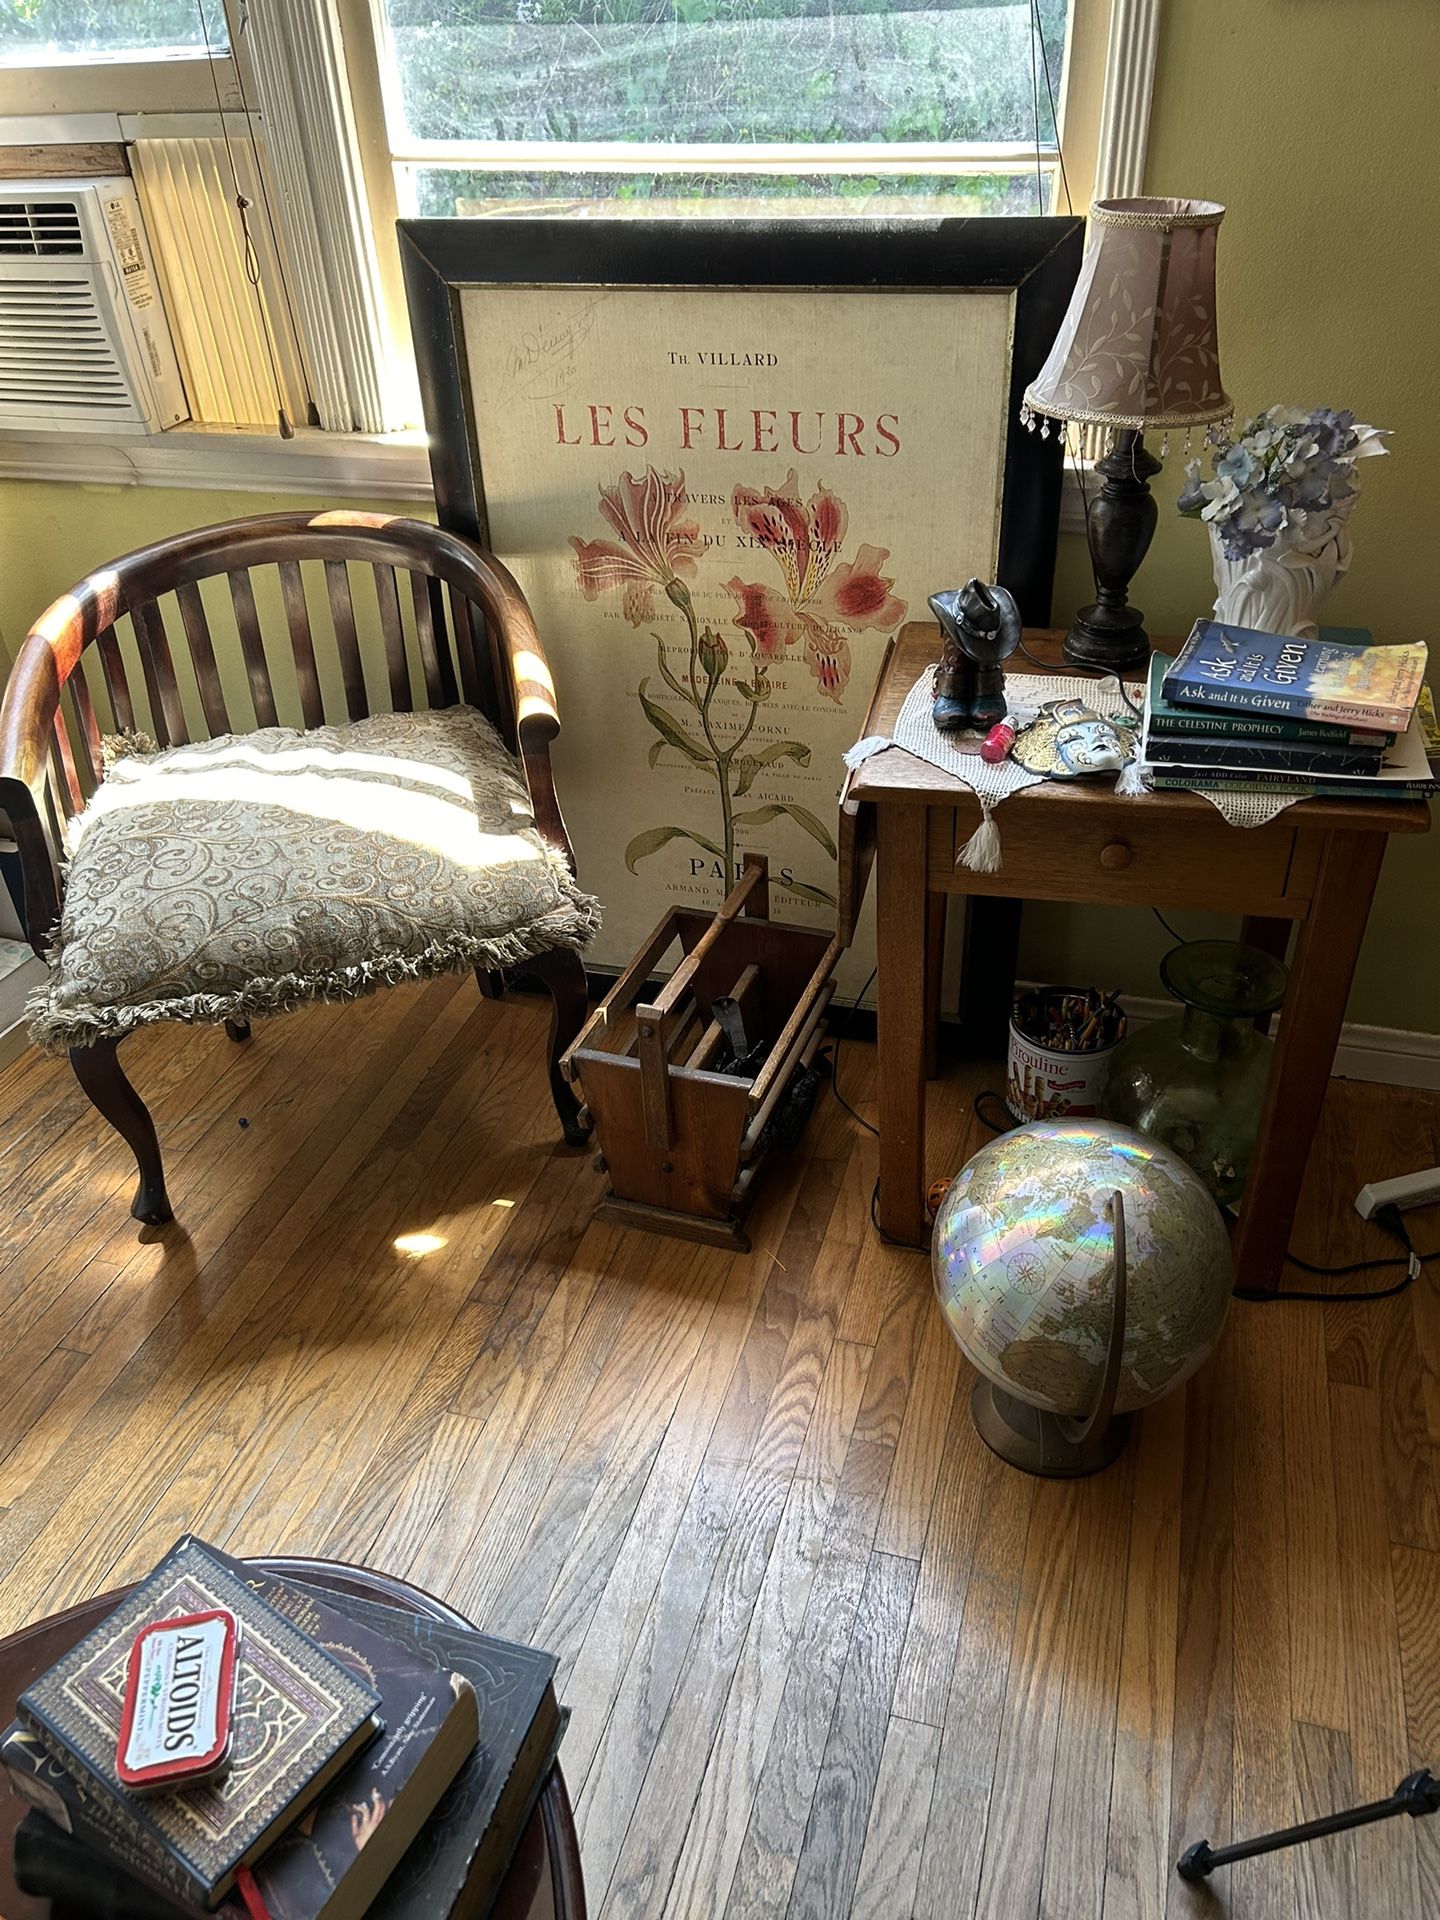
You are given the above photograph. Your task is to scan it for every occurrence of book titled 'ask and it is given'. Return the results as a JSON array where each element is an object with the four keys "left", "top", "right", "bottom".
[{"left": 1162, "top": 619, "right": 1428, "bottom": 732}]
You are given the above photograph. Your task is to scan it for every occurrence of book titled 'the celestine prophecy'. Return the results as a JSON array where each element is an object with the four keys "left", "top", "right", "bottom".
[
  {"left": 6, "top": 1537, "right": 384, "bottom": 1909},
  {"left": 1162, "top": 619, "right": 1427, "bottom": 733}
]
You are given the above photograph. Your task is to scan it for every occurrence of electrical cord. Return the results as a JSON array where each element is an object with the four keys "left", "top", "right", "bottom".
[
  {"left": 1233, "top": 1201, "right": 1437, "bottom": 1303},
  {"left": 1016, "top": 633, "right": 1144, "bottom": 721},
  {"left": 830, "top": 967, "right": 879, "bottom": 1139},
  {"left": 1152, "top": 906, "right": 1186, "bottom": 946}
]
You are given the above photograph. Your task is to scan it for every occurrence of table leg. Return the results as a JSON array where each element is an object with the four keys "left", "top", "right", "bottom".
[
  {"left": 924, "top": 891, "right": 948, "bottom": 1079},
  {"left": 1233, "top": 832, "right": 1385, "bottom": 1293},
  {"left": 1240, "top": 913, "right": 1293, "bottom": 1035},
  {"left": 958, "top": 896, "right": 1022, "bottom": 1057},
  {"left": 877, "top": 803, "right": 930, "bottom": 1245}
]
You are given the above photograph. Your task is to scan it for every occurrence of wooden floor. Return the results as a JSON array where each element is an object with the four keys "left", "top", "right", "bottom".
[{"left": 2, "top": 975, "right": 1439, "bottom": 1919}]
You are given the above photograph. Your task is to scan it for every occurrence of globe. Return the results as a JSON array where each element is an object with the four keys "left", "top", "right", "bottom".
[{"left": 932, "top": 1119, "right": 1231, "bottom": 1425}]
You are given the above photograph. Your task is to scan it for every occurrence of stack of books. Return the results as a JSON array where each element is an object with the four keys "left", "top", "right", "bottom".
[
  {"left": 2, "top": 1537, "right": 562, "bottom": 1919},
  {"left": 1141, "top": 620, "right": 1436, "bottom": 801}
]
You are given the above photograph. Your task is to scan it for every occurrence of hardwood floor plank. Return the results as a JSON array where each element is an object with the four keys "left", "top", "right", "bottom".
[
  {"left": 661, "top": 1336, "right": 871, "bottom": 1920},
  {"left": 1164, "top": 1319, "right": 1235, "bottom": 1920},
  {"left": 846, "top": 1715, "right": 941, "bottom": 1920},
  {"left": 1230, "top": 1306, "right": 1296, "bottom": 1920},
  {"left": 1329, "top": 1382, "right": 1423, "bottom": 1913},
  {"left": 1291, "top": 1722, "right": 1359, "bottom": 1918},
  {"left": 1101, "top": 1393, "right": 1183, "bottom": 1920},
  {"left": 873, "top": 1293, "right": 961, "bottom": 1560},
  {"left": 721, "top": 1433, "right": 893, "bottom": 1920},
  {"left": 1278, "top": 1301, "right": 1348, "bottom": 1733},
  {"left": 912, "top": 1458, "right": 1036, "bottom": 1920},
  {"left": 971, "top": 1477, "right": 1080, "bottom": 1920},
  {"left": 891, "top": 1383, "right": 992, "bottom": 1728},
  {"left": 784, "top": 1550, "right": 919, "bottom": 1920},
  {"left": 591, "top": 1186, "right": 846, "bottom": 1916},
  {"left": 1392, "top": 1542, "right": 1440, "bottom": 1764},
  {"left": 1039, "top": 1447, "right": 1134, "bottom": 1920}
]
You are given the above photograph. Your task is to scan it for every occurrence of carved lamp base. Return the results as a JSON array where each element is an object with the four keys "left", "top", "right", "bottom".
[{"left": 1062, "top": 429, "right": 1162, "bottom": 674}]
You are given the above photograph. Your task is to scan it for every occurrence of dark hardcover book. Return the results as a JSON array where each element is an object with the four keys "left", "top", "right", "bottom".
[
  {"left": 11, "top": 1720, "right": 568, "bottom": 1920},
  {"left": 291, "top": 1583, "right": 562, "bottom": 1920},
  {"left": 1161, "top": 620, "right": 1426, "bottom": 731},
  {"left": 1143, "top": 722, "right": 1385, "bottom": 779},
  {"left": 9, "top": 1538, "right": 382, "bottom": 1909},
  {"left": 1144, "top": 654, "right": 1393, "bottom": 747},
  {"left": 13, "top": 1810, "right": 193, "bottom": 1918},
  {"left": 1146, "top": 762, "right": 1437, "bottom": 798},
  {"left": 5, "top": 1563, "right": 480, "bottom": 1920}
]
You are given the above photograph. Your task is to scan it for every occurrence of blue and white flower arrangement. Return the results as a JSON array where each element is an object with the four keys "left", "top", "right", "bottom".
[
  {"left": 1177, "top": 405, "right": 1388, "bottom": 562},
  {"left": 1177, "top": 406, "right": 1389, "bottom": 636}
]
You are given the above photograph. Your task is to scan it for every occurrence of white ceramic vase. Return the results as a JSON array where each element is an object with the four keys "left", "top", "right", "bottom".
[{"left": 1208, "top": 493, "right": 1357, "bottom": 639}]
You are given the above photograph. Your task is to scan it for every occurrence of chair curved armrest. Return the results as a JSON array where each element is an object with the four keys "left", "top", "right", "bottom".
[{"left": 460, "top": 547, "right": 578, "bottom": 871}]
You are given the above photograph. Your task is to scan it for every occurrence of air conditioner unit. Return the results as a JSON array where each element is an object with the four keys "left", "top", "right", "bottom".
[{"left": 0, "top": 177, "right": 189, "bottom": 435}]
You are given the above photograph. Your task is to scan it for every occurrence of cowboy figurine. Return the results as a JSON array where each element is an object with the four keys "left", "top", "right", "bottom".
[{"left": 928, "top": 578, "right": 1022, "bottom": 732}]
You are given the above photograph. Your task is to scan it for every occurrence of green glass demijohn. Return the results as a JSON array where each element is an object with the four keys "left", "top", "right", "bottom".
[{"left": 1099, "top": 939, "right": 1288, "bottom": 1206}]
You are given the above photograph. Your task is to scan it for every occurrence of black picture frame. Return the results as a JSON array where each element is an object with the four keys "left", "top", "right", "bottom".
[{"left": 398, "top": 215, "right": 1084, "bottom": 625}]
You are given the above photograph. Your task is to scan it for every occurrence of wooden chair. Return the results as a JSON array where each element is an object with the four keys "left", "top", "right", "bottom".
[{"left": 0, "top": 509, "right": 593, "bottom": 1223}]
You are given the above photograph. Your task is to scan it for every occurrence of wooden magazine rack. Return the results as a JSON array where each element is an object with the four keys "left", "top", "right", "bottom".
[{"left": 562, "top": 855, "right": 839, "bottom": 1249}]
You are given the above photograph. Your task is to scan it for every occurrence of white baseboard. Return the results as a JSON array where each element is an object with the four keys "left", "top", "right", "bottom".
[{"left": 1103, "top": 989, "right": 1440, "bottom": 1092}]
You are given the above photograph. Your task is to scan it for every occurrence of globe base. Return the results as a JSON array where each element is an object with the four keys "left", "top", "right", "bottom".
[{"left": 971, "top": 1379, "right": 1132, "bottom": 1479}]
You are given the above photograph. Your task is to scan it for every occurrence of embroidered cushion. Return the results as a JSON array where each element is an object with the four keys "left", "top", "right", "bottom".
[{"left": 30, "top": 706, "right": 601, "bottom": 1052}]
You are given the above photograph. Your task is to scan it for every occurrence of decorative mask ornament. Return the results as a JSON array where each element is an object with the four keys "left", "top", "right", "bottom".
[
  {"left": 1011, "top": 698, "right": 1138, "bottom": 779},
  {"left": 929, "top": 579, "right": 1022, "bottom": 732}
]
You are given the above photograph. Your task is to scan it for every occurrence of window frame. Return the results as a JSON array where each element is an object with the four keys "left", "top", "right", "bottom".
[
  {"left": 362, "top": 0, "right": 1076, "bottom": 215},
  {"left": 0, "top": 0, "right": 1158, "bottom": 494}
]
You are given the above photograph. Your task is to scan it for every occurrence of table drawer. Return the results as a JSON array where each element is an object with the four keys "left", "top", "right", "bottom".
[{"left": 928, "top": 803, "right": 1306, "bottom": 912}]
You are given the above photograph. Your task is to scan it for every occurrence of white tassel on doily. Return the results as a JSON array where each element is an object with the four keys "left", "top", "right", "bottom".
[
  {"left": 1114, "top": 755, "right": 1150, "bottom": 798},
  {"left": 957, "top": 798, "right": 1002, "bottom": 873},
  {"left": 843, "top": 735, "right": 892, "bottom": 770}
]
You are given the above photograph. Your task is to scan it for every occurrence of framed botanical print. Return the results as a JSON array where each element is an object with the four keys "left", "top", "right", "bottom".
[{"left": 400, "top": 216, "right": 1082, "bottom": 975}]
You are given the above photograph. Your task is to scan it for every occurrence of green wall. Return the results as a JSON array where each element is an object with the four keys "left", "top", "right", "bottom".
[
  {"left": 1, "top": 1, "right": 1435, "bottom": 1030},
  {"left": 1024, "top": 0, "right": 1438, "bottom": 1032}
]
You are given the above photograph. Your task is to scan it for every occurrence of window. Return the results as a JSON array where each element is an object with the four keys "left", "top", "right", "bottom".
[
  {"left": 0, "top": 0, "right": 1157, "bottom": 458},
  {"left": 0, "top": 1, "right": 228, "bottom": 63},
  {"left": 373, "top": 0, "right": 1074, "bottom": 219}
]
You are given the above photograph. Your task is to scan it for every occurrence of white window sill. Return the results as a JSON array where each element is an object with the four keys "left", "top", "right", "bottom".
[
  {"left": 0, "top": 422, "right": 435, "bottom": 501},
  {"left": 3, "top": 421, "right": 1094, "bottom": 530}
]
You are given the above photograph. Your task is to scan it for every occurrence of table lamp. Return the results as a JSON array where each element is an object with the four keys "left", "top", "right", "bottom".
[{"left": 1022, "top": 196, "right": 1231, "bottom": 670}]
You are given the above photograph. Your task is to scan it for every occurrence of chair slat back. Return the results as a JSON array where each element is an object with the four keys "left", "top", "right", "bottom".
[
  {"left": 23, "top": 516, "right": 539, "bottom": 833},
  {"left": 97, "top": 627, "right": 135, "bottom": 733},
  {"left": 373, "top": 564, "right": 410, "bottom": 714},
  {"left": 132, "top": 601, "right": 187, "bottom": 748},
  {"left": 175, "top": 579, "right": 229, "bottom": 736},
  {"left": 324, "top": 559, "right": 369, "bottom": 721},
  {"left": 228, "top": 570, "right": 279, "bottom": 730},
  {"left": 278, "top": 560, "right": 325, "bottom": 731}
]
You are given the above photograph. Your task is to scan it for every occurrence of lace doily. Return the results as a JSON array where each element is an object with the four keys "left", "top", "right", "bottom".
[{"left": 843, "top": 667, "right": 1302, "bottom": 871}]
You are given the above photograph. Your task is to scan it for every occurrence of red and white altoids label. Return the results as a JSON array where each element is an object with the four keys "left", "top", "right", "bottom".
[{"left": 116, "top": 1608, "right": 240, "bottom": 1791}]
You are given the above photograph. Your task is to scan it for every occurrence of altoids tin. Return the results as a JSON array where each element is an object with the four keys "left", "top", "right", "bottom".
[{"left": 116, "top": 1608, "right": 241, "bottom": 1792}]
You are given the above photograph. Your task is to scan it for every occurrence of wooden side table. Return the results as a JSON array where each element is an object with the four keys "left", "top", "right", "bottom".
[
  {"left": 0, "top": 1558, "right": 586, "bottom": 1920},
  {"left": 842, "top": 623, "right": 1430, "bottom": 1292}
]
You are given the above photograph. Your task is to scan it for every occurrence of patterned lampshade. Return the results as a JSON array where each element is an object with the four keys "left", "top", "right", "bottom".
[{"left": 1023, "top": 197, "right": 1231, "bottom": 437}]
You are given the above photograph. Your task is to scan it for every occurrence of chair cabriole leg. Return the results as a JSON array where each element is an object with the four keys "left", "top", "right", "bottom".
[
  {"left": 69, "top": 1039, "right": 173, "bottom": 1224},
  {"left": 525, "top": 947, "right": 592, "bottom": 1147}
]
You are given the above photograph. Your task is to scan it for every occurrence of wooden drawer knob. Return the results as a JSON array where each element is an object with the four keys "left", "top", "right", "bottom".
[{"left": 1100, "top": 840, "right": 1133, "bottom": 871}]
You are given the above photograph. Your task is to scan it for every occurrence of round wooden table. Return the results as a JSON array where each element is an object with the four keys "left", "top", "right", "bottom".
[{"left": 0, "top": 1556, "right": 586, "bottom": 1919}]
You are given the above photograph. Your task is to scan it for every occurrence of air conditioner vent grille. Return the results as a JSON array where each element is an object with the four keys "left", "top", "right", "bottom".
[
  {"left": 0, "top": 199, "right": 84, "bottom": 256},
  {"left": 0, "top": 278, "right": 132, "bottom": 413}
]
